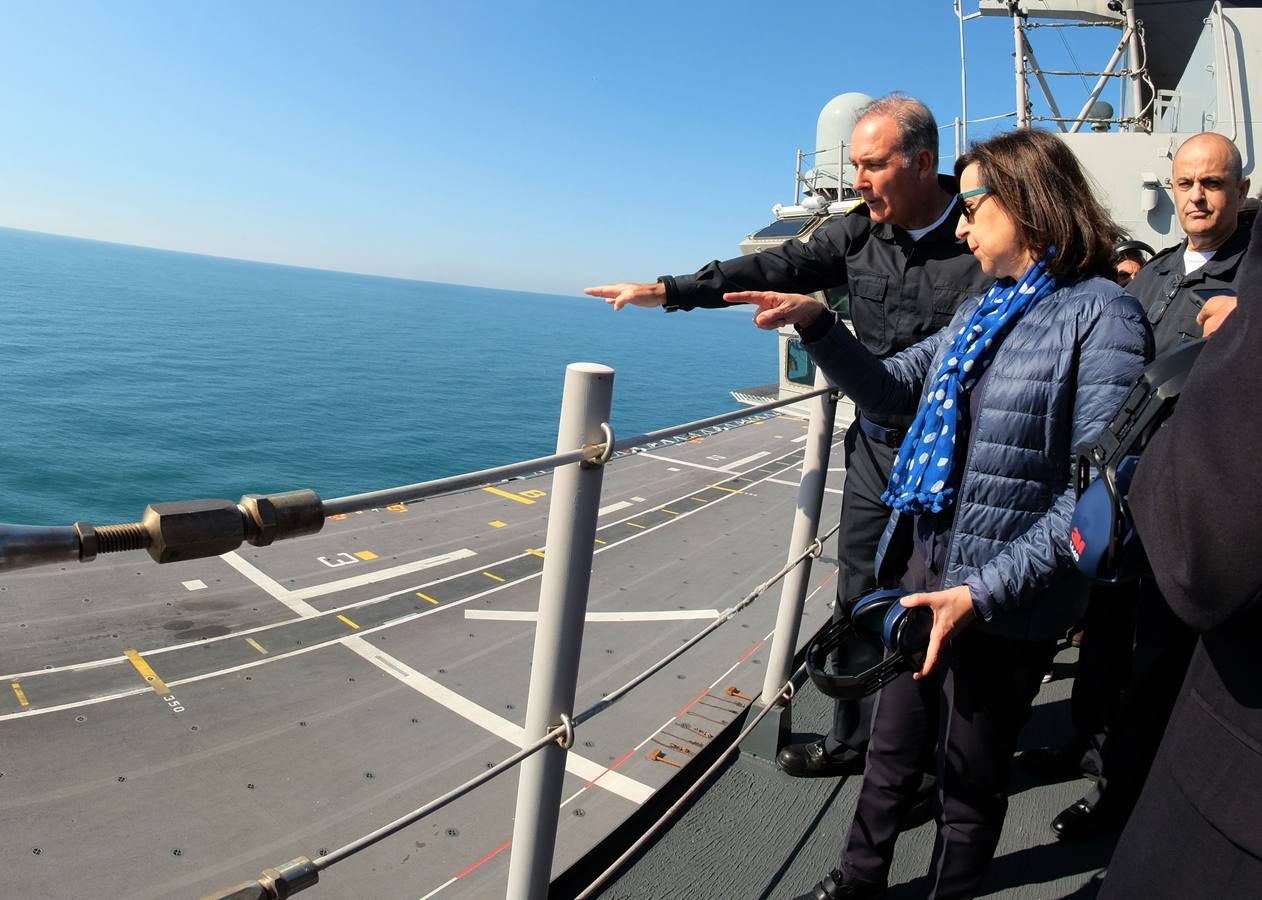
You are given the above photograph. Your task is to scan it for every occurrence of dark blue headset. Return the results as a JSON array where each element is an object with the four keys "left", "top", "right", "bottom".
[{"left": 805, "top": 588, "right": 933, "bottom": 700}]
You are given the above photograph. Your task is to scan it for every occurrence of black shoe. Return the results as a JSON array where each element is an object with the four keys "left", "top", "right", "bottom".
[
  {"left": 791, "top": 868, "right": 886, "bottom": 900},
  {"left": 1050, "top": 797, "right": 1123, "bottom": 841},
  {"left": 777, "top": 739, "right": 864, "bottom": 778}
]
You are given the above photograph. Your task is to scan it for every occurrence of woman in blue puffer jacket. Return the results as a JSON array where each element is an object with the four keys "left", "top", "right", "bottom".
[{"left": 727, "top": 128, "right": 1152, "bottom": 900}]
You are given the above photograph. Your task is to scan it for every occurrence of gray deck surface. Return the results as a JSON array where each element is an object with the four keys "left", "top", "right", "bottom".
[
  {"left": 593, "top": 648, "right": 1115, "bottom": 900},
  {"left": 1, "top": 412, "right": 855, "bottom": 899}
]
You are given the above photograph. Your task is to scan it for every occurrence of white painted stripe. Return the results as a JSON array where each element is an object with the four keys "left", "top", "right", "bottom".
[
  {"left": 220, "top": 548, "right": 477, "bottom": 611},
  {"left": 764, "top": 477, "right": 844, "bottom": 495},
  {"left": 634, "top": 452, "right": 727, "bottom": 473},
  {"left": 791, "top": 434, "right": 809, "bottom": 443},
  {"left": 182, "top": 579, "right": 207, "bottom": 591},
  {"left": 417, "top": 876, "right": 458, "bottom": 900},
  {"left": 464, "top": 609, "right": 720, "bottom": 623},
  {"left": 598, "top": 500, "right": 633, "bottom": 516},
  {"left": 345, "top": 637, "right": 653, "bottom": 804},
  {"left": 720, "top": 450, "right": 770, "bottom": 471}
]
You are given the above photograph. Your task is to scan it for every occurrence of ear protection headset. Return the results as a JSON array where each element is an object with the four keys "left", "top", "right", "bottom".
[
  {"left": 1071, "top": 339, "right": 1205, "bottom": 582},
  {"left": 805, "top": 588, "right": 933, "bottom": 700}
]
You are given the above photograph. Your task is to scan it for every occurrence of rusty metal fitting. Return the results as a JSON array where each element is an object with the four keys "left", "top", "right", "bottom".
[{"left": 239, "top": 490, "right": 325, "bottom": 547}]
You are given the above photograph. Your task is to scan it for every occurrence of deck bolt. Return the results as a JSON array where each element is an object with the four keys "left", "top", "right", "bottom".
[
  {"left": 172, "top": 849, "right": 182, "bottom": 857},
  {"left": 32, "top": 848, "right": 41, "bottom": 855},
  {"left": 447, "top": 828, "right": 459, "bottom": 837}
]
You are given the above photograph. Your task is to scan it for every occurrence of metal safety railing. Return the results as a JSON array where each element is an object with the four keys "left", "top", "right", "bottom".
[{"left": 1, "top": 362, "right": 844, "bottom": 900}]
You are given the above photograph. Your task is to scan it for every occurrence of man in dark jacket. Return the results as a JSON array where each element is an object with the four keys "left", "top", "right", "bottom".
[
  {"left": 1046, "top": 130, "right": 1254, "bottom": 840},
  {"left": 1100, "top": 209, "right": 1262, "bottom": 899},
  {"left": 587, "top": 94, "right": 990, "bottom": 777}
]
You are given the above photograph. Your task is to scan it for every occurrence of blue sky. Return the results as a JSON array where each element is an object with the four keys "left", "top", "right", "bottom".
[{"left": 0, "top": 2, "right": 1118, "bottom": 294}]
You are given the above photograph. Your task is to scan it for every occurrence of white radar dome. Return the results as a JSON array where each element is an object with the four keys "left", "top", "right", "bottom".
[{"left": 807, "top": 92, "right": 874, "bottom": 197}]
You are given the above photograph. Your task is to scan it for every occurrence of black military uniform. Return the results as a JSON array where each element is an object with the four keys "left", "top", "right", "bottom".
[
  {"left": 1053, "top": 211, "right": 1254, "bottom": 838},
  {"left": 661, "top": 175, "right": 989, "bottom": 761},
  {"left": 1102, "top": 210, "right": 1262, "bottom": 899}
]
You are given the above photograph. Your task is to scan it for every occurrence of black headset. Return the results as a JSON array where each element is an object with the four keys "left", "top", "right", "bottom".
[{"left": 805, "top": 588, "right": 933, "bottom": 700}]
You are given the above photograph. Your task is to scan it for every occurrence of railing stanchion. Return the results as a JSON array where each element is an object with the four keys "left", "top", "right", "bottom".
[
  {"left": 505, "top": 363, "right": 614, "bottom": 900},
  {"left": 747, "top": 367, "right": 837, "bottom": 761}
]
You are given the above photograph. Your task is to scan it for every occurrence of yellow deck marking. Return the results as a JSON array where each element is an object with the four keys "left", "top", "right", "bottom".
[
  {"left": 626, "top": 522, "right": 646, "bottom": 529},
  {"left": 594, "top": 538, "right": 607, "bottom": 545},
  {"left": 526, "top": 548, "right": 545, "bottom": 558},
  {"left": 689, "top": 437, "right": 704, "bottom": 443},
  {"left": 353, "top": 550, "right": 379, "bottom": 561},
  {"left": 482, "top": 486, "right": 535, "bottom": 505},
  {"left": 417, "top": 592, "right": 439, "bottom": 605},
  {"left": 489, "top": 520, "right": 507, "bottom": 528},
  {"left": 662, "top": 508, "right": 679, "bottom": 516},
  {"left": 337, "top": 614, "right": 361, "bottom": 630},
  {"left": 245, "top": 638, "right": 268, "bottom": 655},
  {"left": 483, "top": 571, "right": 506, "bottom": 583},
  {"left": 710, "top": 485, "right": 744, "bottom": 494},
  {"left": 386, "top": 503, "right": 408, "bottom": 512},
  {"left": 690, "top": 496, "right": 707, "bottom": 503},
  {"left": 124, "top": 649, "right": 171, "bottom": 695},
  {"left": 11, "top": 682, "right": 29, "bottom": 707}
]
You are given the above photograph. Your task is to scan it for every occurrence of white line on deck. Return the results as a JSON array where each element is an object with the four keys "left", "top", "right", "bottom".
[
  {"left": 463, "top": 609, "right": 720, "bottom": 623},
  {"left": 598, "top": 500, "right": 634, "bottom": 516},
  {"left": 221, "top": 548, "right": 477, "bottom": 612},
  {"left": 345, "top": 637, "right": 653, "bottom": 804},
  {"left": 182, "top": 579, "right": 207, "bottom": 592},
  {"left": 765, "top": 477, "right": 844, "bottom": 495},
  {"left": 720, "top": 450, "right": 770, "bottom": 471},
  {"left": 634, "top": 452, "right": 728, "bottom": 473},
  {"left": 791, "top": 434, "right": 809, "bottom": 443}
]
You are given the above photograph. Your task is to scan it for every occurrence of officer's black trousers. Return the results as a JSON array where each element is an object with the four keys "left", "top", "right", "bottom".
[
  {"left": 840, "top": 630, "right": 1056, "bottom": 899},
  {"left": 1067, "top": 582, "right": 1138, "bottom": 774},
  {"left": 825, "top": 422, "right": 899, "bottom": 758}
]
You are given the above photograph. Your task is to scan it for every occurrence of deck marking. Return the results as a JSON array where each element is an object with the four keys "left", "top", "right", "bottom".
[
  {"left": 245, "top": 638, "right": 268, "bottom": 654},
  {"left": 221, "top": 548, "right": 476, "bottom": 608},
  {"left": 792, "top": 434, "right": 809, "bottom": 443},
  {"left": 482, "top": 485, "right": 534, "bottom": 505},
  {"left": 525, "top": 548, "right": 545, "bottom": 558},
  {"left": 488, "top": 520, "right": 506, "bottom": 528},
  {"left": 708, "top": 484, "right": 744, "bottom": 494},
  {"left": 765, "top": 476, "right": 844, "bottom": 495},
  {"left": 690, "top": 496, "right": 707, "bottom": 503},
  {"left": 353, "top": 550, "right": 379, "bottom": 561},
  {"left": 598, "top": 500, "right": 633, "bottom": 516},
  {"left": 465, "top": 609, "right": 720, "bottom": 623},
  {"left": 344, "top": 637, "right": 653, "bottom": 803},
  {"left": 456, "top": 838, "right": 513, "bottom": 879},
  {"left": 482, "top": 571, "right": 505, "bottom": 583},
  {"left": 337, "top": 614, "right": 360, "bottom": 630},
  {"left": 626, "top": 522, "right": 646, "bottom": 529},
  {"left": 721, "top": 450, "right": 771, "bottom": 471},
  {"left": 123, "top": 649, "right": 170, "bottom": 695},
  {"left": 593, "top": 538, "right": 606, "bottom": 545},
  {"left": 636, "top": 452, "right": 727, "bottom": 473},
  {"left": 630, "top": 496, "right": 646, "bottom": 502},
  {"left": 11, "top": 682, "right": 28, "bottom": 707},
  {"left": 182, "top": 579, "right": 207, "bottom": 591},
  {"left": 661, "top": 508, "right": 679, "bottom": 516},
  {"left": 668, "top": 466, "right": 681, "bottom": 472},
  {"left": 417, "top": 592, "right": 439, "bottom": 604},
  {"left": 418, "top": 878, "right": 459, "bottom": 900}
]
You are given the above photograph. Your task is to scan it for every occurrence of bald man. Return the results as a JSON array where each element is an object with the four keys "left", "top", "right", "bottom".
[{"left": 1046, "top": 132, "right": 1254, "bottom": 843}]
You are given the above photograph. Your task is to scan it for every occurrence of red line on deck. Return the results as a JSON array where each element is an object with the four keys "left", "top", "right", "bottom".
[
  {"left": 676, "top": 687, "right": 711, "bottom": 718},
  {"left": 585, "top": 747, "right": 637, "bottom": 791},
  {"left": 457, "top": 838, "right": 512, "bottom": 879},
  {"left": 737, "top": 639, "right": 766, "bottom": 664}
]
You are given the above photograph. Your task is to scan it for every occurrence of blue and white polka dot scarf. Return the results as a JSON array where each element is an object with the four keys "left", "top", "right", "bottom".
[{"left": 882, "top": 257, "right": 1059, "bottom": 514}]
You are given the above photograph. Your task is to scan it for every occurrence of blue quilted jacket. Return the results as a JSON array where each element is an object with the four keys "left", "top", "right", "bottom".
[{"left": 804, "top": 276, "right": 1153, "bottom": 641}]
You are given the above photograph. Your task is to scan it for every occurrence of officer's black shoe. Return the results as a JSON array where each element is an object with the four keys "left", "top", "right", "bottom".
[
  {"left": 1050, "top": 797, "right": 1123, "bottom": 841},
  {"left": 791, "top": 868, "right": 886, "bottom": 900},
  {"left": 777, "top": 739, "right": 865, "bottom": 778}
]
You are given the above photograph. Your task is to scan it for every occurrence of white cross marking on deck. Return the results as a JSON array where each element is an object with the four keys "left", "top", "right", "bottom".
[
  {"left": 463, "top": 609, "right": 720, "bottom": 623},
  {"left": 344, "top": 636, "right": 653, "bottom": 804},
  {"left": 181, "top": 579, "right": 207, "bottom": 591},
  {"left": 635, "top": 452, "right": 728, "bottom": 473},
  {"left": 720, "top": 450, "right": 770, "bottom": 471}
]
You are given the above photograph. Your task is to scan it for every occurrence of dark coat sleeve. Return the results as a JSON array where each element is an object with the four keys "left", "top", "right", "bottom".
[
  {"left": 1129, "top": 213, "right": 1262, "bottom": 632},
  {"left": 660, "top": 214, "right": 862, "bottom": 309}
]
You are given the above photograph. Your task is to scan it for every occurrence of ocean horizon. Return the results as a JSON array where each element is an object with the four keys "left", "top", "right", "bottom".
[{"left": 0, "top": 226, "right": 775, "bottom": 525}]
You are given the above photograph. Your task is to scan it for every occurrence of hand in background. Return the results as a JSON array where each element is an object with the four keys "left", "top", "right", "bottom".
[
  {"left": 1197, "top": 293, "right": 1238, "bottom": 337},
  {"left": 722, "top": 290, "right": 827, "bottom": 330},
  {"left": 899, "top": 585, "right": 977, "bottom": 679},
  {"left": 584, "top": 282, "right": 666, "bottom": 311}
]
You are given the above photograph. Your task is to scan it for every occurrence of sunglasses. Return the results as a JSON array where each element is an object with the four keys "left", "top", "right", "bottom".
[{"left": 958, "top": 186, "right": 992, "bottom": 224}]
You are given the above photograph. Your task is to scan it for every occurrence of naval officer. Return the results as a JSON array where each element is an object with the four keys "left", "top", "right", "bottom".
[{"left": 587, "top": 93, "right": 989, "bottom": 778}]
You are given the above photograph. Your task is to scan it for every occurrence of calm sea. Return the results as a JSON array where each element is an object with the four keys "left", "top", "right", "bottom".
[{"left": 0, "top": 227, "right": 775, "bottom": 525}]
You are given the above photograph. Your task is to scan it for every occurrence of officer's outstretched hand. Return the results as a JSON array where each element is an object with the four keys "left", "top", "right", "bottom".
[
  {"left": 899, "top": 586, "right": 977, "bottom": 679},
  {"left": 585, "top": 282, "right": 667, "bottom": 311},
  {"left": 723, "top": 291, "right": 827, "bottom": 330}
]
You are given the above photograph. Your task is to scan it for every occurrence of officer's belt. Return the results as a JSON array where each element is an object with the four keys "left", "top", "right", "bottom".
[{"left": 857, "top": 414, "right": 906, "bottom": 447}]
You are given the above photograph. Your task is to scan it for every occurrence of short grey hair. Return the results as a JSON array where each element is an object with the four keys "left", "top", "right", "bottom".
[{"left": 856, "top": 93, "right": 939, "bottom": 169}]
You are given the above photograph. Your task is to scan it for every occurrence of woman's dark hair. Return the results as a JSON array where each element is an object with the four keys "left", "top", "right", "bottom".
[{"left": 955, "top": 128, "right": 1121, "bottom": 278}]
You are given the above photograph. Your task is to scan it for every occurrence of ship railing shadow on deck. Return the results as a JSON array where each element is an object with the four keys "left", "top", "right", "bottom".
[{"left": 0, "top": 362, "right": 844, "bottom": 900}]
